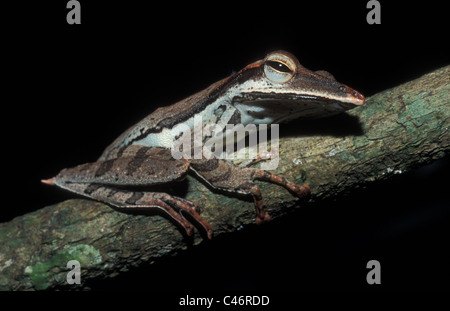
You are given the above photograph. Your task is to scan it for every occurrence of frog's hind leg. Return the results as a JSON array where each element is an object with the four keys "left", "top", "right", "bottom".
[
  {"left": 107, "top": 189, "right": 214, "bottom": 240},
  {"left": 109, "top": 189, "right": 199, "bottom": 238},
  {"left": 50, "top": 180, "right": 213, "bottom": 239},
  {"left": 42, "top": 146, "right": 214, "bottom": 239}
]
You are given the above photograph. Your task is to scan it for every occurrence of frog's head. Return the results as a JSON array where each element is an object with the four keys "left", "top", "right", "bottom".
[{"left": 231, "top": 50, "right": 365, "bottom": 124}]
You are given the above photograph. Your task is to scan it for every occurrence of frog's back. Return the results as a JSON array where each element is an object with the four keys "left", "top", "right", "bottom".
[{"left": 98, "top": 78, "right": 231, "bottom": 161}]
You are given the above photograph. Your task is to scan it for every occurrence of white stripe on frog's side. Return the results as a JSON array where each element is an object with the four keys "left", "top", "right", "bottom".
[{"left": 131, "top": 96, "right": 237, "bottom": 148}]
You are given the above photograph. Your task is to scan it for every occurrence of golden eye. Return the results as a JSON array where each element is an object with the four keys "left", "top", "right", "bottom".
[
  {"left": 263, "top": 52, "right": 297, "bottom": 84},
  {"left": 266, "top": 60, "right": 292, "bottom": 73}
]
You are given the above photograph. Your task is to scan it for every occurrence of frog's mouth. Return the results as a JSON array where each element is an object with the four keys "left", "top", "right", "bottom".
[{"left": 234, "top": 90, "right": 364, "bottom": 123}]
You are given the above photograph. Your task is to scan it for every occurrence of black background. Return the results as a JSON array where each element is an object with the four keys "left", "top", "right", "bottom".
[{"left": 4, "top": 1, "right": 449, "bottom": 292}]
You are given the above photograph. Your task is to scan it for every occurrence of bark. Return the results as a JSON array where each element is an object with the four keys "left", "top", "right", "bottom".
[{"left": 1, "top": 66, "right": 448, "bottom": 290}]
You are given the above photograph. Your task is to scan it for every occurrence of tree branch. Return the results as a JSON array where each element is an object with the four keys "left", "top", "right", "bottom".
[{"left": 1, "top": 66, "right": 448, "bottom": 290}]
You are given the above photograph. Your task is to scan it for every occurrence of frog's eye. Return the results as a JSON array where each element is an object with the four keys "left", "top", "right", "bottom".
[
  {"left": 266, "top": 61, "right": 291, "bottom": 73},
  {"left": 263, "top": 52, "right": 297, "bottom": 84}
]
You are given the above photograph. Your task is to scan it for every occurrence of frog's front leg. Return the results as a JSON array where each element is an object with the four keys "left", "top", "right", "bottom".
[
  {"left": 190, "top": 159, "right": 310, "bottom": 224},
  {"left": 43, "top": 146, "right": 213, "bottom": 239}
]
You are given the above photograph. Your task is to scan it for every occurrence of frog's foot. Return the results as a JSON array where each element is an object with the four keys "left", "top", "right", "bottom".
[
  {"left": 253, "top": 170, "right": 311, "bottom": 199},
  {"left": 171, "top": 195, "right": 214, "bottom": 239},
  {"left": 120, "top": 193, "right": 213, "bottom": 240},
  {"left": 131, "top": 193, "right": 213, "bottom": 240}
]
